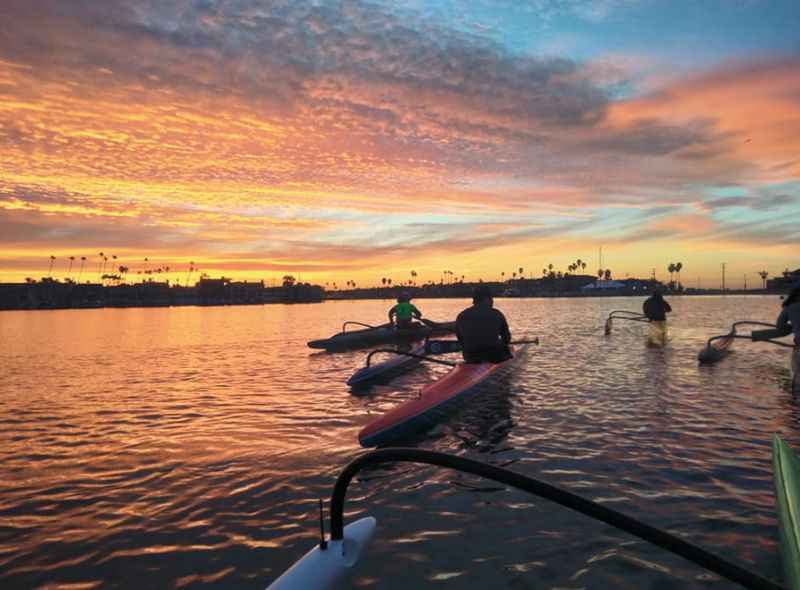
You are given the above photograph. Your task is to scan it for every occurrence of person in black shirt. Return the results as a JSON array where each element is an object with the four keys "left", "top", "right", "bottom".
[
  {"left": 455, "top": 285, "right": 512, "bottom": 363},
  {"left": 642, "top": 290, "right": 672, "bottom": 322}
]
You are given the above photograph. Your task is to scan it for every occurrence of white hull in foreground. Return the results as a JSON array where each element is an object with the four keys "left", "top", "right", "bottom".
[{"left": 266, "top": 517, "right": 376, "bottom": 590}]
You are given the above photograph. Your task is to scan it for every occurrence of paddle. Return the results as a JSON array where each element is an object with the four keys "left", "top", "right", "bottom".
[{"left": 425, "top": 337, "right": 539, "bottom": 354}]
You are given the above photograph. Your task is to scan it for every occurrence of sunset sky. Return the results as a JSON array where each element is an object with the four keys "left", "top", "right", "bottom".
[{"left": 1, "top": 0, "right": 799, "bottom": 288}]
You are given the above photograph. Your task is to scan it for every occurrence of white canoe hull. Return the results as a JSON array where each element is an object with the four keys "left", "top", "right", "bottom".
[{"left": 266, "top": 517, "right": 376, "bottom": 590}]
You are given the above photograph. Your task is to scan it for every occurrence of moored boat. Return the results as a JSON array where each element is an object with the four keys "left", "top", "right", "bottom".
[{"left": 358, "top": 344, "right": 526, "bottom": 447}]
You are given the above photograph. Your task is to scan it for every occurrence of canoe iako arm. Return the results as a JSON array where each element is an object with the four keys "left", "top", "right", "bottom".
[
  {"left": 342, "top": 321, "right": 378, "bottom": 333},
  {"left": 609, "top": 310, "right": 647, "bottom": 318},
  {"left": 329, "top": 448, "right": 783, "bottom": 590},
  {"left": 705, "top": 322, "right": 795, "bottom": 350},
  {"left": 365, "top": 348, "right": 457, "bottom": 368},
  {"left": 731, "top": 320, "right": 777, "bottom": 331}
]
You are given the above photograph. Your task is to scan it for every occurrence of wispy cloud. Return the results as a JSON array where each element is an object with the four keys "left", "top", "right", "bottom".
[{"left": 0, "top": 0, "right": 798, "bottom": 282}]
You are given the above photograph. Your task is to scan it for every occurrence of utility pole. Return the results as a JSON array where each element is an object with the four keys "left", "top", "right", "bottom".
[{"left": 721, "top": 262, "right": 726, "bottom": 292}]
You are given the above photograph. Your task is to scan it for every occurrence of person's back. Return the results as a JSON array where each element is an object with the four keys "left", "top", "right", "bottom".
[
  {"left": 643, "top": 292, "right": 671, "bottom": 322},
  {"left": 389, "top": 292, "right": 421, "bottom": 328},
  {"left": 456, "top": 286, "right": 511, "bottom": 363},
  {"left": 777, "top": 286, "right": 800, "bottom": 345}
]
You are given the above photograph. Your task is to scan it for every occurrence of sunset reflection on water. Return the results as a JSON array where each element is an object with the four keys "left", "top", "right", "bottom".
[{"left": 0, "top": 296, "right": 797, "bottom": 589}]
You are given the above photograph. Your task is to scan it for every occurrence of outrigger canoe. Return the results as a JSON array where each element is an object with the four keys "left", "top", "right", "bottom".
[
  {"left": 346, "top": 342, "right": 426, "bottom": 390},
  {"left": 308, "top": 320, "right": 455, "bottom": 352},
  {"left": 358, "top": 344, "right": 526, "bottom": 447},
  {"left": 773, "top": 435, "right": 800, "bottom": 590},
  {"left": 268, "top": 445, "right": 782, "bottom": 590},
  {"left": 698, "top": 321, "right": 793, "bottom": 365}
]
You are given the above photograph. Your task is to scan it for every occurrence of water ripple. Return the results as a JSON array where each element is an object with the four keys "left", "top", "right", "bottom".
[{"left": 0, "top": 297, "right": 795, "bottom": 588}]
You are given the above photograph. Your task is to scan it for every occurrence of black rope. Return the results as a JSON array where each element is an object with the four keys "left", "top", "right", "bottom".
[{"left": 329, "top": 448, "right": 783, "bottom": 590}]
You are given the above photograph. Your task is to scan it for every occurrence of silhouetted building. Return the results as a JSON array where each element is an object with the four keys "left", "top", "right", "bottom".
[{"left": 768, "top": 268, "right": 800, "bottom": 292}]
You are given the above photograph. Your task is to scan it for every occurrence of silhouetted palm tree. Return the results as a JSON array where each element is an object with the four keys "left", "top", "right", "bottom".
[
  {"left": 667, "top": 263, "right": 675, "bottom": 287},
  {"left": 48, "top": 255, "right": 56, "bottom": 277},
  {"left": 67, "top": 256, "right": 75, "bottom": 279},
  {"left": 97, "top": 252, "right": 104, "bottom": 279},
  {"left": 675, "top": 262, "right": 683, "bottom": 288},
  {"left": 759, "top": 270, "right": 769, "bottom": 289},
  {"left": 78, "top": 256, "right": 86, "bottom": 282},
  {"left": 604, "top": 269, "right": 612, "bottom": 281}
]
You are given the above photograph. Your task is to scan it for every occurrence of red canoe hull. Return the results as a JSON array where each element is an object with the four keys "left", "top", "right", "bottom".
[{"left": 358, "top": 347, "right": 522, "bottom": 447}]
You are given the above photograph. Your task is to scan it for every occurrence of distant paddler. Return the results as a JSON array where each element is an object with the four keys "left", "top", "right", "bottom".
[
  {"left": 776, "top": 282, "right": 800, "bottom": 346},
  {"left": 455, "top": 285, "right": 512, "bottom": 363},
  {"left": 388, "top": 291, "right": 422, "bottom": 329},
  {"left": 643, "top": 290, "right": 672, "bottom": 322},
  {"left": 643, "top": 289, "right": 671, "bottom": 345}
]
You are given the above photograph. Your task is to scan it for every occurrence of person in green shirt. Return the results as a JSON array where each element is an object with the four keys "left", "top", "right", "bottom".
[{"left": 389, "top": 292, "right": 422, "bottom": 329}]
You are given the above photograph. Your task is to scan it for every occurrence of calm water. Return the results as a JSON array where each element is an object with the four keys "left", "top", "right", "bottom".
[{"left": 1, "top": 296, "right": 798, "bottom": 589}]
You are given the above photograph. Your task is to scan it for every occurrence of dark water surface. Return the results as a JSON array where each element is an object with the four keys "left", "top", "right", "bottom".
[{"left": 1, "top": 296, "right": 798, "bottom": 589}]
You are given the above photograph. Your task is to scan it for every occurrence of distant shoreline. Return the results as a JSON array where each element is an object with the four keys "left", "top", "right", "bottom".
[
  {"left": 3, "top": 271, "right": 795, "bottom": 312},
  {"left": 0, "top": 286, "right": 784, "bottom": 312}
]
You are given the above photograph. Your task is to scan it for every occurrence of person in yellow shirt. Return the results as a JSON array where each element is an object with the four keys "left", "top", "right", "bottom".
[{"left": 388, "top": 292, "right": 422, "bottom": 329}]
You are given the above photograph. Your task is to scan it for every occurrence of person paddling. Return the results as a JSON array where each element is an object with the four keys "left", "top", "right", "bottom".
[
  {"left": 388, "top": 292, "right": 422, "bottom": 329},
  {"left": 776, "top": 283, "right": 800, "bottom": 345},
  {"left": 643, "top": 290, "right": 672, "bottom": 322},
  {"left": 455, "top": 285, "right": 512, "bottom": 363}
]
